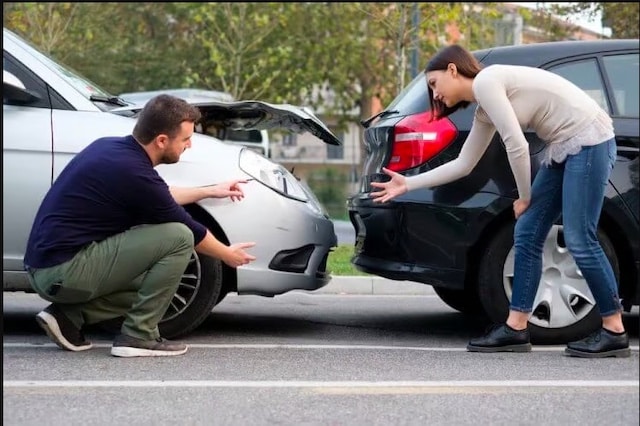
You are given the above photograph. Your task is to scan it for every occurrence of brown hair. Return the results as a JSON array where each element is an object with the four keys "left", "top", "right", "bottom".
[
  {"left": 424, "top": 44, "right": 483, "bottom": 120},
  {"left": 132, "top": 94, "right": 202, "bottom": 144}
]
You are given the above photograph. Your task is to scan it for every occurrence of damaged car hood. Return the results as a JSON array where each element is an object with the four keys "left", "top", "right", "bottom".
[{"left": 111, "top": 99, "right": 342, "bottom": 146}]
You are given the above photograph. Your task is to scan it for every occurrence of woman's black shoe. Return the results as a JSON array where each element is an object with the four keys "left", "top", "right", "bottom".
[
  {"left": 467, "top": 323, "right": 531, "bottom": 353},
  {"left": 565, "top": 328, "right": 630, "bottom": 358}
]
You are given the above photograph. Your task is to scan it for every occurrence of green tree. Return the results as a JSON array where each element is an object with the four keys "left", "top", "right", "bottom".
[
  {"left": 3, "top": 1, "right": 511, "bottom": 121},
  {"left": 542, "top": 2, "right": 639, "bottom": 39},
  {"left": 3, "top": 2, "right": 197, "bottom": 94}
]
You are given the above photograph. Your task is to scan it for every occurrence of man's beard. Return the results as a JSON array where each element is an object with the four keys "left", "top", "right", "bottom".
[{"left": 160, "top": 152, "right": 179, "bottom": 164}]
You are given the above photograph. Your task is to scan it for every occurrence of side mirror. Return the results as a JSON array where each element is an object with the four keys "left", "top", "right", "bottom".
[{"left": 3, "top": 70, "right": 42, "bottom": 104}]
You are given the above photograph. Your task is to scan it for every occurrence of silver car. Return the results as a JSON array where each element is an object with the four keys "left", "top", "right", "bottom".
[{"left": 2, "top": 27, "right": 341, "bottom": 338}]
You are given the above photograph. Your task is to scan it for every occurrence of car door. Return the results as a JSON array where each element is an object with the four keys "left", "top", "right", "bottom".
[
  {"left": 600, "top": 52, "right": 640, "bottom": 223},
  {"left": 546, "top": 54, "right": 638, "bottom": 222},
  {"left": 2, "top": 51, "right": 53, "bottom": 273}
]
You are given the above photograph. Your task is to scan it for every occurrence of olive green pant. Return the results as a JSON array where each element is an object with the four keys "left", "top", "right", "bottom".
[{"left": 28, "top": 223, "right": 194, "bottom": 340}]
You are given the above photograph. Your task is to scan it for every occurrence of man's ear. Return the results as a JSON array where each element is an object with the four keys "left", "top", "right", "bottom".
[{"left": 153, "top": 134, "right": 170, "bottom": 150}]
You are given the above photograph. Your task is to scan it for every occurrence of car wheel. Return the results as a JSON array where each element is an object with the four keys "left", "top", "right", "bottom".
[
  {"left": 477, "top": 224, "right": 619, "bottom": 344},
  {"left": 433, "top": 286, "right": 485, "bottom": 315},
  {"left": 158, "top": 250, "right": 224, "bottom": 339}
]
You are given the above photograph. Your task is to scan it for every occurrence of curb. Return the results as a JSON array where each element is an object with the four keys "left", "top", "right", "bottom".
[{"left": 314, "top": 276, "right": 436, "bottom": 295}]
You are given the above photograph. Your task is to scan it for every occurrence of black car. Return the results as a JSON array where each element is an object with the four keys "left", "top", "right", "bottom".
[{"left": 348, "top": 39, "right": 639, "bottom": 344}]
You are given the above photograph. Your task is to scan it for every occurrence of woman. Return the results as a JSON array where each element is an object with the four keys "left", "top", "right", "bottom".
[{"left": 370, "top": 44, "right": 629, "bottom": 358}]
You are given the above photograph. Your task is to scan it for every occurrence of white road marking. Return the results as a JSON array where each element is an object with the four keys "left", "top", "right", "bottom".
[
  {"left": 3, "top": 342, "right": 639, "bottom": 351},
  {"left": 3, "top": 380, "right": 638, "bottom": 388}
]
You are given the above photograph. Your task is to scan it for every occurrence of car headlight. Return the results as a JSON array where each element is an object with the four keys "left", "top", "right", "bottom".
[{"left": 239, "top": 149, "right": 327, "bottom": 216}]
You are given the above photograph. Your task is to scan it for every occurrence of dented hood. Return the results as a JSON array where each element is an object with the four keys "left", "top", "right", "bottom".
[{"left": 112, "top": 99, "right": 342, "bottom": 146}]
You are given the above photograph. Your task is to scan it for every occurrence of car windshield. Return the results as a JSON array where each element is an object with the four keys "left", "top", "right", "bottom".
[
  {"left": 386, "top": 51, "right": 490, "bottom": 116},
  {"left": 385, "top": 73, "right": 429, "bottom": 116},
  {"left": 8, "top": 29, "right": 124, "bottom": 109}
]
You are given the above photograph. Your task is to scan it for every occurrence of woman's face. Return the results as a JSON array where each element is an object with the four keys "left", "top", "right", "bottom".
[{"left": 426, "top": 64, "right": 460, "bottom": 107}]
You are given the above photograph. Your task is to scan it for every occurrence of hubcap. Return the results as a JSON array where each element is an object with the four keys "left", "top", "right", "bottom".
[
  {"left": 161, "top": 251, "right": 202, "bottom": 322},
  {"left": 503, "top": 225, "right": 596, "bottom": 329}
]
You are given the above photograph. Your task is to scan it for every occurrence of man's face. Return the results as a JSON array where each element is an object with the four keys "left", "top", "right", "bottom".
[{"left": 160, "top": 121, "right": 194, "bottom": 164}]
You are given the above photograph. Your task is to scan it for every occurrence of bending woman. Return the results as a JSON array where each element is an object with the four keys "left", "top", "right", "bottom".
[{"left": 370, "top": 44, "right": 629, "bottom": 358}]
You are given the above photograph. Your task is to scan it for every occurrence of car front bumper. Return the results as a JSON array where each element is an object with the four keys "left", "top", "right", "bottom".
[{"left": 200, "top": 180, "right": 338, "bottom": 296}]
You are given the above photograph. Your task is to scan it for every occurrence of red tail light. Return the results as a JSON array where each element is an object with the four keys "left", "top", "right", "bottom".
[{"left": 387, "top": 111, "right": 458, "bottom": 172}]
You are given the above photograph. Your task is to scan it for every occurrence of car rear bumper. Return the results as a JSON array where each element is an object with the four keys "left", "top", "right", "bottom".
[{"left": 347, "top": 192, "right": 506, "bottom": 290}]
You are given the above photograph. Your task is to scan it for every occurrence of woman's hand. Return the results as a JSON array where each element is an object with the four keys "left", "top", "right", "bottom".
[
  {"left": 370, "top": 167, "right": 408, "bottom": 203},
  {"left": 513, "top": 198, "right": 530, "bottom": 219}
]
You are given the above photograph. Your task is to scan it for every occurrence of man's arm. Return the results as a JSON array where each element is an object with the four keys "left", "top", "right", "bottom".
[
  {"left": 169, "top": 179, "right": 249, "bottom": 205},
  {"left": 196, "top": 230, "right": 256, "bottom": 268}
]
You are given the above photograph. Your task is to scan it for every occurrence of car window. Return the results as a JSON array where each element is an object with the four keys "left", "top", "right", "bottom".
[
  {"left": 602, "top": 53, "right": 639, "bottom": 118},
  {"left": 385, "top": 73, "right": 429, "bottom": 115},
  {"left": 547, "top": 58, "right": 610, "bottom": 113},
  {"left": 3, "top": 51, "right": 50, "bottom": 108}
]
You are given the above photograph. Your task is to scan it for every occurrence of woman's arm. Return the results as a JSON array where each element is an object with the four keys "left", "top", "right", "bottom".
[
  {"left": 404, "top": 119, "right": 496, "bottom": 191},
  {"left": 472, "top": 72, "right": 532, "bottom": 200},
  {"left": 371, "top": 118, "right": 496, "bottom": 203}
]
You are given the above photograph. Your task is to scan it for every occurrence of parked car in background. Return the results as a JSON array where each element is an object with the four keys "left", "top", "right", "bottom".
[
  {"left": 3, "top": 27, "right": 342, "bottom": 338},
  {"left": 348, "top": 39, "right": 639, "bottom": 343},
  {"left": 119, "top": 88, "right": 272, "bottom": 158}
]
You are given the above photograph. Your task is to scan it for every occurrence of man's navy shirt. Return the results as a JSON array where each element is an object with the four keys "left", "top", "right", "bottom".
[{"left": 24, "top": 135, "right": 207, "bottom": 269}]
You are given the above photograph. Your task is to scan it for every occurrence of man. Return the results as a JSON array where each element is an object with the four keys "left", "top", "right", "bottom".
[{"left": 24, "top": 94, "right": 256, "bottom": 358}]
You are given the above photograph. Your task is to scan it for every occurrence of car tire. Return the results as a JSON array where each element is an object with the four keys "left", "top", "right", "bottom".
[
  {"left": 477, "top": 223, "right": 619, "bottom": 344},
  {"left": 433, "top": 286, "right": 485, "bottom": 316},
  {"left": 158, "top": 250, "right": 224, "bottom": 339}
]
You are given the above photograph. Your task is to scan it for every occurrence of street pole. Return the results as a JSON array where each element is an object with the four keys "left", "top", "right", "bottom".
[{"left": 410, "top": 2, "right": 420, "bottom": 78}]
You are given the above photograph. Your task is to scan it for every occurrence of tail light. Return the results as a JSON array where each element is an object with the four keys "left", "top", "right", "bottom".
[{"left": 387, "top": 111, "right": 458, "bottom": 172}]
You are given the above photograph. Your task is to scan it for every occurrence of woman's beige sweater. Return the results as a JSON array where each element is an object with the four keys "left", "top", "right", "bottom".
[{"left": 405, "top": 64, "right": 614, "bottom": 200}]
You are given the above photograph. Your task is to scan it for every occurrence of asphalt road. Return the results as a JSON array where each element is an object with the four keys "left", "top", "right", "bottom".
[{"left": 3, "top": 292, "right": 639, "bottom": 426}]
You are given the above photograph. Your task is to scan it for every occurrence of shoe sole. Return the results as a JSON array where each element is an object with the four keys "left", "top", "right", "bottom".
[
  {"left": 564, "top": 347, "right": 631, "bottom": 358},
  {"left": 111, "top": 346, "right": 189, "bottom": 357},
  {"left": 36, "top": 311, "right": 93, "bottom": 352},
  {"left": 467, "top": 343, "right": 532, "bottom": 353}
]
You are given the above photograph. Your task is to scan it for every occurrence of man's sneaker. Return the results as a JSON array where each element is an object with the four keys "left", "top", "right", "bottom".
[
  {"left": 35, "top": 304, "right": 92, "bottom": 352},
  {"left": 565, "top": 328, "right": 630, "bottom": 358},
  {"left": 467, "top": 323, "right": 532, "bottom": 353},
  {"left": 111, "top": 333, "right": 188, "bottom": 357}
]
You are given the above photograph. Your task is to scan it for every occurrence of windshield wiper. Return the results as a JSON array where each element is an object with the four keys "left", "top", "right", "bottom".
[
  {"left": 360, "top": 109, "right": 399, "bottom": 129},
  {"left": 89, "top": 94, "right": 130, "bottom": 107}
]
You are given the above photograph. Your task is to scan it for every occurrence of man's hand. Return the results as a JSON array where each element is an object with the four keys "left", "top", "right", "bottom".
[
  {"left": 370, "top": 167, "right": 408, "bottom": 203},
  {"left": 204, "top": 179, "right": 249, "bottom": 202},
  {"left": 170, "top": 179, "right": 250, "bottom": 205},
  {"left": 513, "top": 198, "right": 530, "bottom": 219},
  {"left": 222, "top": 242, "right": 257, "bottom": 268}
]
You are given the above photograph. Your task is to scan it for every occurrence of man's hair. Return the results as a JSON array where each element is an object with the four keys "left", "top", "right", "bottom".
[
  {"left": 132, "top": 94, "right": 202, "bottom": 144},
  {"left": 424, "top": 44, "right": 483, "bottom": 121}
]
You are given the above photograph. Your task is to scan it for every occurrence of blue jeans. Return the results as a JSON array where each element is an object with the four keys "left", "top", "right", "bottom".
[{"left": 510, "top": 138, "right": 623, "bottom": 316}]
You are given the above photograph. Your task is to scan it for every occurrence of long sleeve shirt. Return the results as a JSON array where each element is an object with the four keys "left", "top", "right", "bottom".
[
  {"left": 405, "top": 64, "right": 615, "bottom": 200},
  {"left": 24, "top": 135, "right": 207, "bottom": 269}
]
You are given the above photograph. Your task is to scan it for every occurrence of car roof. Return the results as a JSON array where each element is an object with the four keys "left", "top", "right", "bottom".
[{"left": 475, "top": 39, "right": 639, "bottom": 67}]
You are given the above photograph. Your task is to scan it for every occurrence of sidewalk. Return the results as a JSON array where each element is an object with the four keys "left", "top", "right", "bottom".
[{"left": 314, "top": 275, "right": 435, "bottom": 295}]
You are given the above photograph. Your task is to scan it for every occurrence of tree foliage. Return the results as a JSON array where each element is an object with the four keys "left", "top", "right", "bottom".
[
  {"left": 546, "top": 2, "right": 639, "bottom": 38},
  {"left": 4, "top": 1, "right": 613, "bottom": 125}
]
